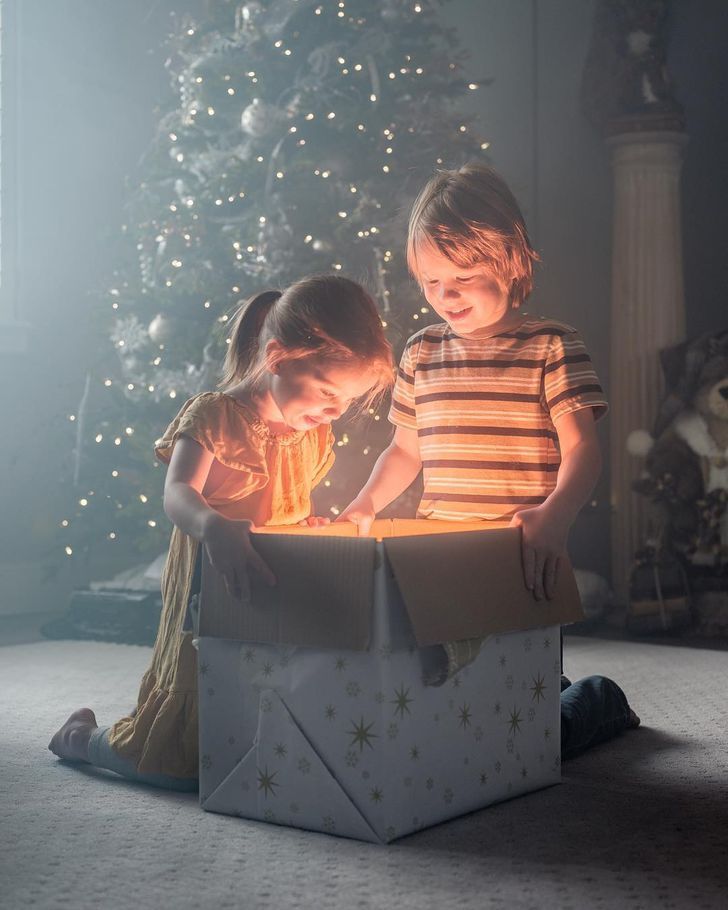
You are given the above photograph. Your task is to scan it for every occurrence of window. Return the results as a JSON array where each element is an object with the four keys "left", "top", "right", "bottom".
[{"left": 0, "top": 0, "right": 26, "bottom": 354}]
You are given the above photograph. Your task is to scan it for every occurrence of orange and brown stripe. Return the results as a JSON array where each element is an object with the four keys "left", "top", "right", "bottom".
[{"left": 389, "top": 317, "right": 607, "bottom": 522}]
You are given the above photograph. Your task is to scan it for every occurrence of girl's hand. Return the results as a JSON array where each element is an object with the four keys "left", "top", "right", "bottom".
[
  {"left": 510, "top": 504, "right": 569, "bottom": 601},
  {"left": 337, "top": 494, "right": 376, "bottom": 537},
  {"left": 298, "top": 515, "right": 331, "bottom": 527},
  {"left": 202, "top": 513, "right": 276, "bottom": 601}
]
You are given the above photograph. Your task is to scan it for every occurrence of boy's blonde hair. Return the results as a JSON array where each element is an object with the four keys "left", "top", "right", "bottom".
[{"left": 407, "top": 162, "right": 539, "bottom": 307}]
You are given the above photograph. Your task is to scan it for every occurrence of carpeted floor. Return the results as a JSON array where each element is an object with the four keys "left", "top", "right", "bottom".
[{"left": 1, "top": 635, "right": 727, "bottom": 910}]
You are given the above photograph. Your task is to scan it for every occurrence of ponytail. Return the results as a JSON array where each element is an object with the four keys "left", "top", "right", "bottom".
[
  {"left": 218, "top": 289, "right": 281, "bottom": 389},
  {"left": 218, "top": 275, "right": 394, "bottom": 401}
]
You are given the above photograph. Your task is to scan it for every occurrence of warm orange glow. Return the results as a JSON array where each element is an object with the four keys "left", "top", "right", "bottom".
[{"left": 254, "top": 518, "right": 511, "bottom": 542}]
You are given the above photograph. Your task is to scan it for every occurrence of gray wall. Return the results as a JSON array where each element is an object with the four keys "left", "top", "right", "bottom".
[{"left": 1, "top": 0, "right": 725, "bottom": 615}]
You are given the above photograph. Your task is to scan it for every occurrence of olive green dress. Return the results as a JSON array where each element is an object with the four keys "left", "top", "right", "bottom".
[{"left": 107, "top": 392, "right": 335, "bottom": 779}]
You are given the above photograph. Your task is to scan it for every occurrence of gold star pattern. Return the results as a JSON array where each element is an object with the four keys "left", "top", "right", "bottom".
[
  {"left": 507, "top": 706, "right": 523, "bottom": 736},
  {"left": 324, "top": 704, "right": 337, "bottom": 721},
  {"left": 530, "top": 672, "right": 547, "bottom": 703},
  {"left": 243, "top": 648, "right": 256, "bottom": 663},
  {"left": 348, "top": 716, "right": 378, "bottom": 752},
  {"left": 458, "top": 703, "right": 472, "bottom": 729},
  {"left": 273, "top": 743, "right": 287, "bottom": 759},
  {"left": 334, "top": 657, "right": 347, "bottom": 672},
  {"left": 262, "top": 661, "right": 274, "bottom": 677},
  {"left": 369, "top": 786, "right": 384, "bottom": 803},
  {"left": 257, "top": 765, "right": 280, "bottom": 798},
  {"left": 409, "top": 745, "right": 420, "bottom": 761},
  {"left": 391, "top": 684, "right": 413, "bottom": 719}
]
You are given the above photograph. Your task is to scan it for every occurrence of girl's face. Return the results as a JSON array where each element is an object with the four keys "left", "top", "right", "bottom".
[
  {"left": 415, "top": 243, "right": 512, "bottom": 334},
  {"left": 268, "top": 356, "right": 381, "bottom": 432}
]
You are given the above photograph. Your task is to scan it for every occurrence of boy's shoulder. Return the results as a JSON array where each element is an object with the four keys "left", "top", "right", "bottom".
[
  {"left": 517, "top": 315, "right": 580, "bottom": 338},
  {"left": 402, "top": 321, "right": 454, "bottom": 353}
]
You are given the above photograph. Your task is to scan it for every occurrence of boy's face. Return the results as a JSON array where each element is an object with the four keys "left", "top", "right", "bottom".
[{"left": 416, "top": 244, "right": 512, "bottom": 334}]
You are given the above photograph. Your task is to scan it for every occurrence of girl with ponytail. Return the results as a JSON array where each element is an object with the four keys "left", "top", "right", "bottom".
[{"left": 50, "top": 274, "right": 393, "bottom": 789}]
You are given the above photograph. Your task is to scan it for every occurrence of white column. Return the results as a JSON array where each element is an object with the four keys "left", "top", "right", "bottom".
[{"left": 607, "top": 129, "right": 688, "bottom": 600}]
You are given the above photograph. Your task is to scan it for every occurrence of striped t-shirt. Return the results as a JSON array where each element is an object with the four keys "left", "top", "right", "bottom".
[{"left": 389, "top": 316, "right": 607, "bottom": 522}]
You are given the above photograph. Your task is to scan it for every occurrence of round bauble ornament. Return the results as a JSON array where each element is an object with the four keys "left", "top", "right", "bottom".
[
  {"left": 241, "top": 98, "right": 282, "bottom": 138},
  {"left": 148, "top": 313, "right": 175, "bottom": 345}
]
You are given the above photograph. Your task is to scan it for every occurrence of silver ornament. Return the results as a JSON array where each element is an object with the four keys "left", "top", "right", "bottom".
[
  {"left": 148, "top": 313, "right": 175, "bottom": 345},
  {"left": 241, "top": 98, "right": 281, "bottom": 138}
]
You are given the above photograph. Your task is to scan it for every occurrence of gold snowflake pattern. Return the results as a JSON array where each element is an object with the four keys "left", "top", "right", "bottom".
[
  {"left": 369, "top": 787, "right": 384, "bottom": 803},
  {"left": 257, "top": 765, "right": 280, "bottom": 798},
  {"left": 348, "top": 717, "right": 378, "bottom": 752},
  {"left": 530, "top": 672, "right": 547, "bottom": 702},
  {"left": 391, "top": 684, "right": 413, "bottom": 718}
]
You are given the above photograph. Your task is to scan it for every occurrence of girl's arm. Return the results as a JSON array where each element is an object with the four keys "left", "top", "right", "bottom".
[
  {"left": 511, "top": 408, "right": 602, "bottom": 600},
  {"left": 338, "top": 425, "right": 422, "bottom": 534},
  {"left": 164, "top": 436, "right": 275, "bottom": 599}
]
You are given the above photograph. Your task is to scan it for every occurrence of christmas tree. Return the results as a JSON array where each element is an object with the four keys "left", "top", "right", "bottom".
[{"left": 62, "top": 0, "right": 488, "bottom": 567}]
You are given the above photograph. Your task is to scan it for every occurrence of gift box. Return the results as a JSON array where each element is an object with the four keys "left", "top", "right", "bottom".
[{"left": 197, "top": 519, "right": 583, "bottom": 843}]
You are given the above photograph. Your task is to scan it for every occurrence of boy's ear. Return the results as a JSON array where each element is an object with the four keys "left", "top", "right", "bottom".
[{"left": 263, "top": 338, "right": 284, "bottom": 373}]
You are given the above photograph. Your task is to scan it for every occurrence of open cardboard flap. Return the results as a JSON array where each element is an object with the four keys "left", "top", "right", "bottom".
[
  {"left": 382, "top": 525, "right": 583, "bottom": 646},
  {"left": 199, "top": 519, "right": 583, "bottom": 649},
  {"left": 199, "top": 531, "right": 376, "bottom": 649}
]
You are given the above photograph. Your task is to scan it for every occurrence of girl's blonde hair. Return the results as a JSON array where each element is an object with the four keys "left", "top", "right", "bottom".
[
  {"left": 407, "top": 162, "right": 539, "bottom": 307},
  {"left": 219, "top": 274, "right": 393, "bottom": 407}
]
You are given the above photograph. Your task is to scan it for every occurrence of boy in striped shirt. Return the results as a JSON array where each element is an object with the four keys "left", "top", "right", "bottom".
[
  {"left": 341, "top": 163, "right": 639, "bottom": 754},
  {"left": 343, "top": 162, "right": 605, "bottom": 602}
]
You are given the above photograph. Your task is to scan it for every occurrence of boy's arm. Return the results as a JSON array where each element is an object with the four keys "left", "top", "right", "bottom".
[
  {"left": 546, "top": 407, "right": 603, "bottom": 528},
  {"left": 338, "top": 425, "right": 422, "bottom": 534},
  {"left": 511, "top": 408, "right": 602, "bottom": 600}
]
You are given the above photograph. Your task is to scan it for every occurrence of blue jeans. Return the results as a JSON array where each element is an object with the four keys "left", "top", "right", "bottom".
[
  {"left": 560, "top": 675, "right": 632, "bottom": 760},
  {"left": 88, "top": 727, "right": 198, "bottom": 792}
]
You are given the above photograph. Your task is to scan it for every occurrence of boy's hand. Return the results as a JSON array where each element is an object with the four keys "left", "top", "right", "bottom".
[
  {"left": 510, "top": 504, "right": 569, "bottom": 601},
  {"left": 202, "top": 513, "right": 276, "bottom": 601},
  {"left": 298, "top": 516, "right": 331, "bottom": 527},
  {"left": 337, "top": 494, "right": 376, "bottom": 537}
]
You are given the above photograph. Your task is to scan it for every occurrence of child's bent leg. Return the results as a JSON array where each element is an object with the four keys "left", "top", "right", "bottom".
[
  {"left": 560, "top": 675, "right": 639, "bottom": 760},
  {"left": 87, "top": 727, "right": 198, "bottom": 792},
  {"left": 49, "top": 710, "right": 197, "bottom": 792}
]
